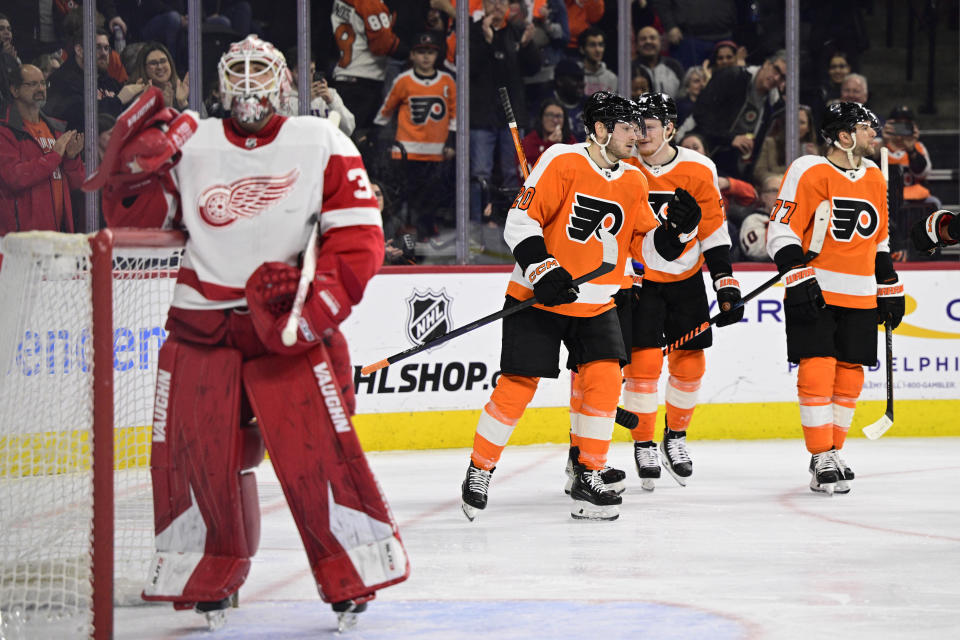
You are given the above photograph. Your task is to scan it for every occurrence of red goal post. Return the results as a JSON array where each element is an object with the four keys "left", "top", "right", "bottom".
[{"left": 0, "top": 229, "right": 184, "bottom": 639}]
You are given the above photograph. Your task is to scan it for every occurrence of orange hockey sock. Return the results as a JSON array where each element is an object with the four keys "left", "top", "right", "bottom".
[
  {"left": 623, "top": 347, "right": 662, "bottom": 442},
  {"left": 471, "top": 374, "right": 539, "bottom": 470},
  {"left": 664, "top": 349, "right": 705, "bottom": 432},
  {"left": 575, "top": 360, "right": 621, "bottom": 470},
  {"left": 832, "top": 361, "right": 864, "bottom": 450},
  {"left": 797, "top": 357, "right": 837, "bottom": 454}
]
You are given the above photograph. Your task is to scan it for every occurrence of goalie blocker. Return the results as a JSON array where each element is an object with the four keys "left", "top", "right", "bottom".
[{"left": 144, "top": 329, "right": 408, "bottom": 608}]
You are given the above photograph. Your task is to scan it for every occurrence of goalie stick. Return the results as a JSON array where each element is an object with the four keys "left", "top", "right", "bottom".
[
  {"left": 281, "top": 216, "right": 319, "bottom": 347},
  {"left": 863, "top": 147, "right": 895, "bottom": 439},
  {"left": 663, "top": 199, "right": 832, "bottom": 355},
  {"left": 361, "top": 229, "right": 618, "bottom": 374},
  {"left": 499, "top": 86, "right": 530, "bottom": 179}
]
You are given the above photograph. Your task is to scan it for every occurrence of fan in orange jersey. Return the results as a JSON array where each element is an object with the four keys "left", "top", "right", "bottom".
[
  {"left": 614, "top": 92, "right": 743, "bottom": 490},
  {"left": 373, "top": 30, "right": 456, "bottom": 237},
  {"left": 460, "top": 91, "right": 702, "bottom": 522},
  {"left": 766, "top": 102, "right": 905, "bottom": 495}
]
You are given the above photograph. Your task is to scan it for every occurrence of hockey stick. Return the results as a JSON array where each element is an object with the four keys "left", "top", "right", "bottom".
[
  {"left": 281, "top": 216, "right": 320, "bottom": 347},
  {"left": 863, "top": 147, "right": 895, "bottom": 439},
  {"left": 863, "top": 323, "right": 894, "bottom": 439},
  {"left": 499, "top": 86, "right": 530, "bottom": 179},
  {"left": 361, "top": 229, "right": 618, "bottom": 374},
  {"left": 663, "top": 200, "right": 832, "bottom": 355}
]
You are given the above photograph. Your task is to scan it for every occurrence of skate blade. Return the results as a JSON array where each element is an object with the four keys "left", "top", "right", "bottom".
[
  {"left": 461, "top": 501, "right": 480, "bottom": 521},
  {"left": 835, "top": 480, "right": 850, "bottom": 494},
  {"left": 606, "top": 479, "right": 627, "bottom": 495},
  {"left": 664, "top": 466, "right": 689, "bottom": 487},
  {"left": 809, "top": 481, "right": 836, "bottom": 495},
  {"left": 641, "top": 478, "right": 656, "bottom": 492},
  {"left": 570, "top": 500, "right": 620, "bottom": 521},
  {"left": 203, "top": 609, "right": 227, "bottom": 631},
  {"left": 336, "top": 611, "right": 360, "bottom": 633}
]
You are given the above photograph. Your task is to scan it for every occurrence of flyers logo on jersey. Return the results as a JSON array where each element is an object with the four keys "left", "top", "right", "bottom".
[
  {"left": 648, "top": 191, "right": 674, "bottom": 225},
  {"left": 567, "top": 193, "right": 624, "bottom": 243},
  {"left": 409, "top": 96, "right": 446, "bottom": 124},
  {"left": 198, "top": 168, "right": 300, "bottom": 227},
  {"left": 830, "top": 197, "right": 879, "bottom": 242}
]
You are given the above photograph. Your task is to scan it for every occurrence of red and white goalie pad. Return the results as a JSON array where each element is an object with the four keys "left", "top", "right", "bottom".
[{"left": 242, "top": 343, "right": 409, "bottom": 603}]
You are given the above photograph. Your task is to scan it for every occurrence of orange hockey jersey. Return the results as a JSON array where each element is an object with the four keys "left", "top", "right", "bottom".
[
  {"left": 373, "top": 69, "right": 457, "bottom": 161},
  {"left": 766, "top": 155, "right": 888, "bottom": 309},
  {"left": 504, "top": 143, "right": 659, "bottom": 317},
  {"left": 625, "top": 146, "right": 729, "bottom": 283},
  {"left": 332, "top": 0, "right": 402, "bottom": 82}
]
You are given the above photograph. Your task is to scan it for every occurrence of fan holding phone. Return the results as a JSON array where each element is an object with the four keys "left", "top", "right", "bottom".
[{"left": 880, "top": 105, "right": 935, "bottom": 204}]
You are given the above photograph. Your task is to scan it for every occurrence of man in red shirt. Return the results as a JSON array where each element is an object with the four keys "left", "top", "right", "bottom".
[{"left": 0, "top": 64, "right": 84, "bottom": 236}]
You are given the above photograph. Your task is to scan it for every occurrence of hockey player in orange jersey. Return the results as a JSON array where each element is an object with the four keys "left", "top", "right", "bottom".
[
  {"left": 617, "top": 92, "right": 744, "bottom": 489},
  {"left": 460, "top": 91, "right": 702, "bottom": 522},
  {"left": 766, "top": 102, "right": 905, "bottom": 495}
]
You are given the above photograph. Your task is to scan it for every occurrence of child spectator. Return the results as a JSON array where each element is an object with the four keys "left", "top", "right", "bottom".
[
  {"left": 579, "top": 26, "right": 616, "bottom": 95},
  {"left": 375, "top": 31, "right": 456, "bottom": 237}
]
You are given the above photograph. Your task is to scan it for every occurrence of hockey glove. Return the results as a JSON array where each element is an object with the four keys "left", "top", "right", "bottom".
[
  {"left": 245, "top": 255, "right": 364, "bottom": 353},
  {"left": 783, "top": 266, "right": 825, "bottom": 323},
  {"left": 877, "top": 276, "right": 905, "bottom": 329},
  {"left": 665, "top": 187, "right": 702, "bottom": 238},
  {"left": 712, "top": 275, "right": 744, "bottom": 327},
  {"left": 910, "top": 209, "right": 959, "bottom": 255},
  {"left": 525, "top": 256, "right": 579, "bottom": 306}
]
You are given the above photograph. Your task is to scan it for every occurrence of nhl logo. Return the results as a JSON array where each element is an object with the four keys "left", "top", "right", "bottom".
[{"left": 405, "top": 289, "right": 453, "bottom": 346}]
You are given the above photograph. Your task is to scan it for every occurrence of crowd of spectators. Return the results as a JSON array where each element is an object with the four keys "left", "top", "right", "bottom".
[{"left": 0, "top": 1, "right": 943, "bottom": 264}]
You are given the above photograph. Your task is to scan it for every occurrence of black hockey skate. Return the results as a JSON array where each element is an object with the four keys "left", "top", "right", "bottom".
[
  {"left": 569, "top": 464, "right": 622, "bottom": 521},
  {"left": 809, "top": 451, "right": 840, "bottom": 495},
  {"left": 660, "top": 426, "right": 692, "bottom": 486},
  {"left": 633, "top": 441, "right": 661, "bottom": 491},
  {"left": 461, "top": 461, "right": 494, "bottom": 521},
  {"left": 332, "top": 598, "right": 369, "bottom": 632},
  {"left": 195, "top": 593, "right": 236, "bottom": 631},
  {"left": 564, "top": 446, "right": 626, "bottom": 496},
  {"left": 831, "top": 447, "right": 854, "bottom": 494}
]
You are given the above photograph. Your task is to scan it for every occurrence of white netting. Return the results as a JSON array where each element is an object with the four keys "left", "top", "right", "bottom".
[{"left": 0, "top": 231, "right": 182, "bottom": 639}]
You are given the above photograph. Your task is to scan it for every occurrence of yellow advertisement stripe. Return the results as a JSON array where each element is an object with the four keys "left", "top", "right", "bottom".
[{"left": 4, "top": 401, "right": 957, "bottom": 478}]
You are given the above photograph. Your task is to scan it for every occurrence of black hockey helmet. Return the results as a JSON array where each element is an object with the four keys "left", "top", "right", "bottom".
[
  {"left": 582, "top": 90, "right": 643, "bottom": 137},
  {"left": 820, "top": 101, "right": 880, "bottom": 144},
  {"left": 634, "top": 92, "right": 678, "bottom": 127}
]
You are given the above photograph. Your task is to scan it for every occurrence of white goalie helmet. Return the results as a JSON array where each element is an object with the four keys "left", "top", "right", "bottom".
[
  {"left": 739, "top": 212, "right": 771, "bottom": 261},
  {"left": 218, "top": 35, "right": 291, "bottom": 123}
]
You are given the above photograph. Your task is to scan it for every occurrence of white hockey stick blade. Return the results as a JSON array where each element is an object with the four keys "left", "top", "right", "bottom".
[
  {"left": 281, "top": 219, "right": 320, "bottom": 347},
  {"left": 807, "top": 200, "right": 831, "bottom": 258},
  {"left": 863, "top": 413, "right": 893, "bottom": 440}
]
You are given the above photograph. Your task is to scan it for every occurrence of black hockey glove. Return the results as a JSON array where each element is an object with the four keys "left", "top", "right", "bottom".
[
  {"left": 910, "top": 209, "right": 959, "bottom": 255},
  {"left": 876, "top": 251, "right": 905, "bottom": 329},
  {"left": 526, "top": 256, "right": 579, "bottom": 306},
  {"left": 782, "top": 265, "right": 825, "bottom": 323},
  {"left": 665, "top": 187, "right": 701, "bottom": 237},
  {"left": 712, "top": 274, "right": 744, "bottom": 327}
]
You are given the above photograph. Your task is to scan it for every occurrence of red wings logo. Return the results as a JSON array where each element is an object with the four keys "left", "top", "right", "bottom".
[{"left": 197, "top": 168, "right": 300, "bottom": 226}]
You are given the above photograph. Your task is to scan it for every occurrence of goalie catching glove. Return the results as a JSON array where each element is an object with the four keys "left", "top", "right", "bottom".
[
  {"left": 910, "top": 209, "right": 960, "bottom": 255},
  {"left": 245, "top": 254, "right": 364, "bottom": 354}
]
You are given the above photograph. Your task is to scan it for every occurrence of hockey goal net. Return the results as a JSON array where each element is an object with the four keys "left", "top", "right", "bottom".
[{"left": 0, "top": 229, "right": 184, "bottom": 640}]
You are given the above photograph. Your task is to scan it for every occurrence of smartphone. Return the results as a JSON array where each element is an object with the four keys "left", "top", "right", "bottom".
[
  {"left": 891, "top": 121, "right": 913, "bottom": 136},
  {"left": 313, "top": 70, "right": 326, "bottom": 83}
]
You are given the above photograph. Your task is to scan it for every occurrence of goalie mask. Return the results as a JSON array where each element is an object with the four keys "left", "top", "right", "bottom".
[{"left": 218, "top": 35, "right": 291, "bottom": 123}]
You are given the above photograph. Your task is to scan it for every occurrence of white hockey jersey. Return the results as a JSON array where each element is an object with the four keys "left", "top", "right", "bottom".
[{"left": 159, "top": 113, "right": 382, "bottom": 310}]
